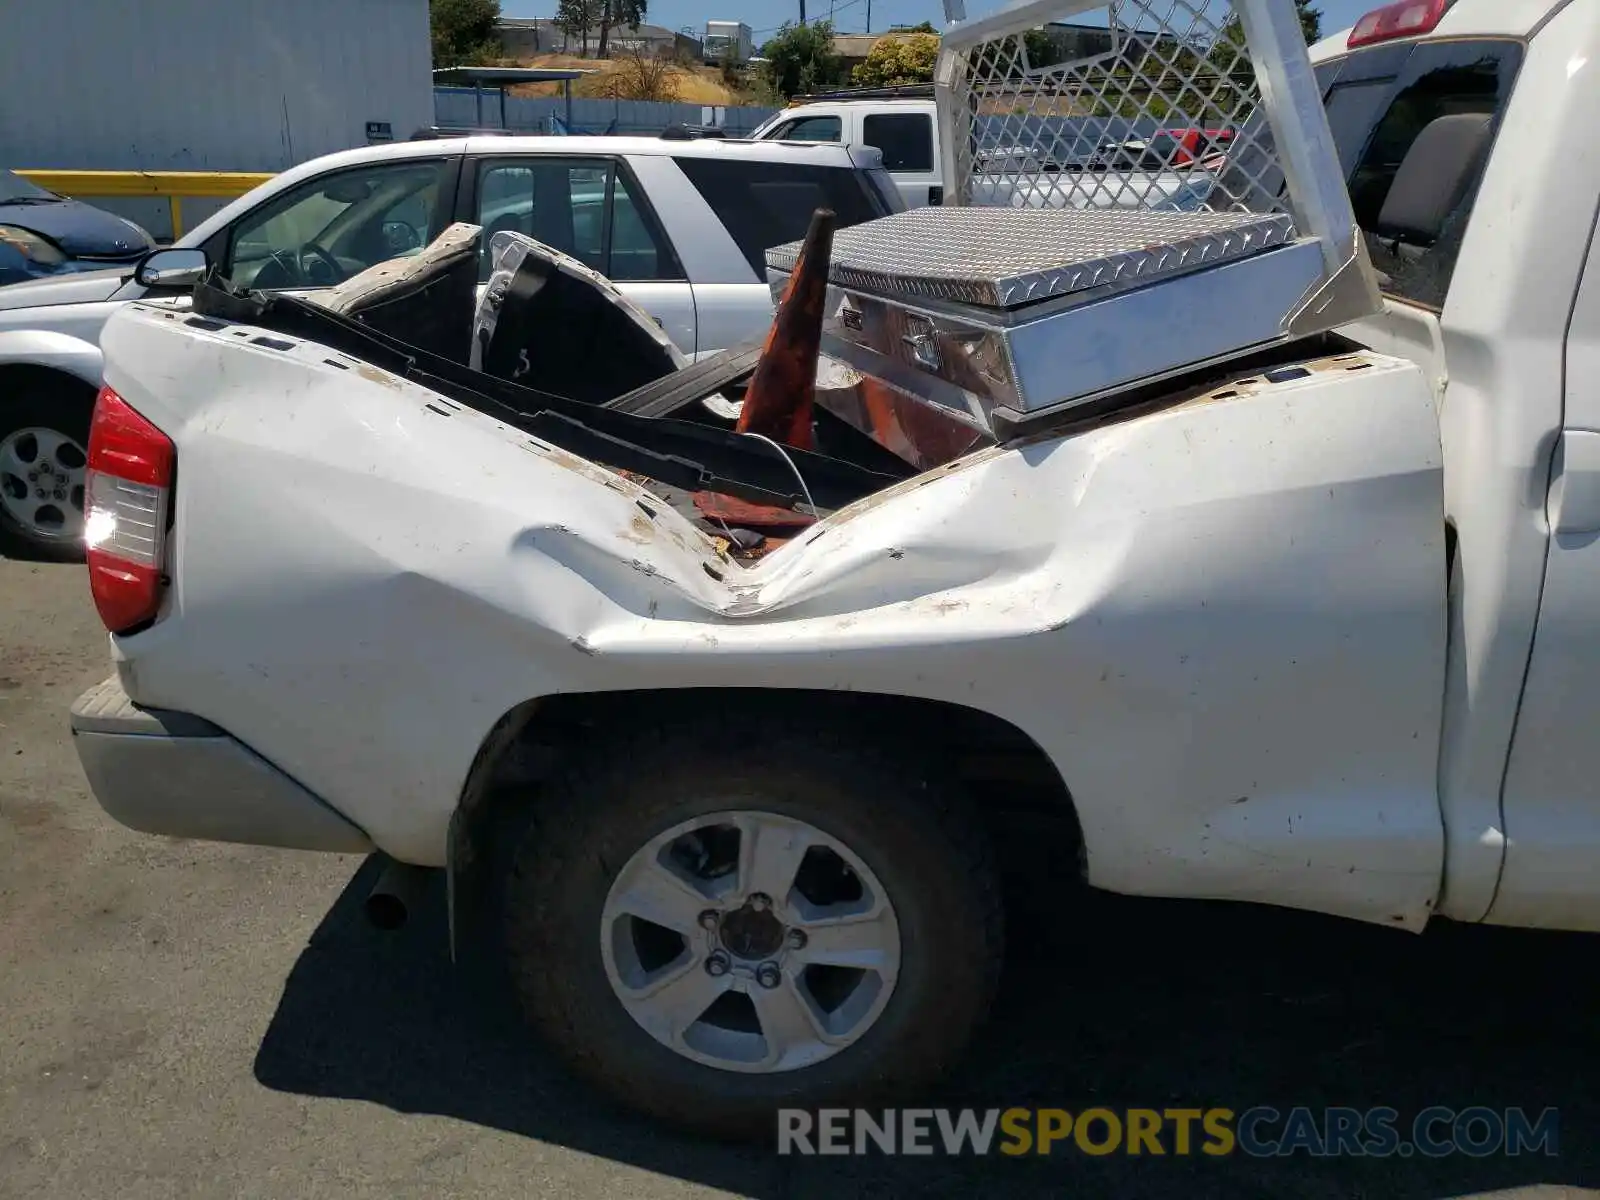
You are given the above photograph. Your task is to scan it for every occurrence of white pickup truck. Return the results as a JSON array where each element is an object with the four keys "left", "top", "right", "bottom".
[
  {"left": 750, "top": 90, "right": 947, "bottom": 207},
  {"left": 66, "top": 0, "right": 1600, "bottom": 1140},
  {"left": 753, "top": 88, "right": 1236, "bottom": 212}
]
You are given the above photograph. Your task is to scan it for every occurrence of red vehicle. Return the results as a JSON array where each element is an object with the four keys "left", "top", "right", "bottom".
[
  {"left": 1156, "top": 126, "right": 1235, "bottom": 168},
  {"left": 1090, "top": 127, "right": 1236, "bottom": 174}
]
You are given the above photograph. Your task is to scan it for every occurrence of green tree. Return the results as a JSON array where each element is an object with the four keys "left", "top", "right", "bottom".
[
  {"left": 430, "top": 0, "right": 502, "bottom": 67},
  {"left": 852, "top": 32, "right": 940, "bottom": 87},
  {"left": 555, "top": 0, "right": 598, "bottom": 56},
  {"left": 597, "top": 0, "right": 647, "bottom": 60},
  {"left": 759, "top": 21, "right": 844, "bottom": 99},
  {"left": 1297, "top": 0, "right": 1323, "bottom": 43},
  {"left": 1172, "top": 1, "right": 1320, "bottom": 117},
  {"left": 1023, "top": 27, "right": 1060, "bottom": 68},
  {"left": 970, "top": 28, "right": 1063, "bottom": 80},
  {"left": 1213, "top": 0, "right": 1321, "bottom": 60}
]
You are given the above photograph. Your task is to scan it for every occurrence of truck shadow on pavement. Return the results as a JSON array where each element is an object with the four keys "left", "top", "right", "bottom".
[{"left": 255, "top": 858, "right": 1600, "bottom": 1199}]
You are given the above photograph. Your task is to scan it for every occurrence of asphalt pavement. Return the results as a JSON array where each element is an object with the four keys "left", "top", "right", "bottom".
[{"left": 3, "top": 553, "right": 1599, "bottom": 1199}]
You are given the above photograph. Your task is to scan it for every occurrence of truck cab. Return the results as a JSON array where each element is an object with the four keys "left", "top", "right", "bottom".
[
  {"left": 1305, "top": 0, "right": 1600, "bottom": 929},
  {"left": 749, "top": 88, "right": 943, "bottom": 208},
  {"left": 703, "top": 20, "right": 754, "bottom": 65}
]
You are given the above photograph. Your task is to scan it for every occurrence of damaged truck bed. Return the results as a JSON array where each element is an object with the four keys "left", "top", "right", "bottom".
[
  {"left": 188, "top": 218, "right": 986, "bottom": 563},
  {"left": 97, "top": 212, "right": 1442, "bottom": 926}
]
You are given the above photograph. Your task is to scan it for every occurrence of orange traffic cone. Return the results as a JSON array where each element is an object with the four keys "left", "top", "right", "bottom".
[{"left": 735, "top": 207, "right": 835, "bottom": 451}]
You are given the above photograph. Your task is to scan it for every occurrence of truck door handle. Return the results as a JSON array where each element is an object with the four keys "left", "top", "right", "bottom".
[{"left": 1548, "top": 430, "right": 1600, "bottom": 535}]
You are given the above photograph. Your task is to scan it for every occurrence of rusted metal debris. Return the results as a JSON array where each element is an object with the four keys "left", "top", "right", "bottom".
[{"left": 692, "top": 491, "right": 819, "bottom": 530}]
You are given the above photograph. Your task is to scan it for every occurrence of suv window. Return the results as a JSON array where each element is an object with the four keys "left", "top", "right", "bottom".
[
  {"left": 475, "top": 158, "right": 682, "bottom": 282},
  {"left": 770, "top": 115, "right": 843, "bottom": 142},
  {"left": 225, "top": 159, "right": 452, "bottom": 289},
  {"left": 1319, "top": 39, "right": 1522, "bottom": 310},
  {"left": 863, "top": 113, "right": 934, "bottom": 172},
  {"left": 675, "top": 157, "right": 894, "bottom": 275}
]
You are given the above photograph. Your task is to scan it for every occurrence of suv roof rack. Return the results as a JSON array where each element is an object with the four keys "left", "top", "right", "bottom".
[
  {"left": 788, "top": 83, "right": 935, "bottom": 104},
  {"left": 410, "top": 126, "right": 517, "bottom": 140}
]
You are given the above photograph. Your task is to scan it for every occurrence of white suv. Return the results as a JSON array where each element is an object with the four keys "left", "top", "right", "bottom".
[{"left": 0, "top": 135, "right": 900, "bottom": 557}]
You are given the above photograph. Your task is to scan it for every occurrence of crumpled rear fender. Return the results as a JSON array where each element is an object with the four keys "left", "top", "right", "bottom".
[{"left": 105, "top": 304, "right": 1449, "bottom": 928}]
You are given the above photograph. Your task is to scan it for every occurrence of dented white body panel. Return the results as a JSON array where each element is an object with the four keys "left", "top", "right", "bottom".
[
  {"left": 101, "top": 303, "right": 1450, "bottom": 928},
  {"left": 83, "top": 0, "right": 1600, "bottom": 940}
]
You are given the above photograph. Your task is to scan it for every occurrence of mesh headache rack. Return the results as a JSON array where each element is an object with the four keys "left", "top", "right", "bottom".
[{"left": 765, "top": 0, "right": 1381, "bottom": 435}]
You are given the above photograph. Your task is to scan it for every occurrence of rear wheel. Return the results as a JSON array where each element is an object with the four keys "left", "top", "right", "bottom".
[
  {"left": 502, "top": 720, "right": 1004, "bottom": 1139},
  {"left": 0, "top": 372, "right": 93, "bottom": 560}
]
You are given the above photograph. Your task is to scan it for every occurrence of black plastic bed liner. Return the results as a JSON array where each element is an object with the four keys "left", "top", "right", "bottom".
[{"left": 191, "top": 281, "right": 913, "bottom": 514}]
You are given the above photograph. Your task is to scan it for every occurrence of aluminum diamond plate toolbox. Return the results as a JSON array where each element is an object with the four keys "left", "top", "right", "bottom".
[
  {"left": 765, "top": 207, "right": 1298, "bottom": 310},
  {"left": 756, "top": 0, "right": 1384, "bottom": 437}
]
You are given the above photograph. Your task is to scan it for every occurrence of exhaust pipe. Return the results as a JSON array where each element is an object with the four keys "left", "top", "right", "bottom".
[{"left": 365, "top": 859, "right": 434, "bottom": 930}]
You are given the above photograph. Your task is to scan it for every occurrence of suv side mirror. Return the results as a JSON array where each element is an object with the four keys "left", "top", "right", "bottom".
[{"left": 135, "top": 247, "right": 210, "bottom": 288}]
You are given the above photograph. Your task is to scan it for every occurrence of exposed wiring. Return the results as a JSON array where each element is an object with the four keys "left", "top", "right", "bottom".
[
  {"left": 753, "top": 0, "right": 869, "bottom": 36},
  {"left": 819, "top": 0, "right": 869, "bottom": 20},
  {"left": 740, "top": 431, "right": 818, "bottom": 517},
  {"left": 711, "top": 512, "right": 743, "bottom": 553}
]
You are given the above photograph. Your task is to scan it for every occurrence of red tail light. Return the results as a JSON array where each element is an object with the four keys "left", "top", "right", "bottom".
[
  {"left": 85, "top": 386, "right": 174, "bottom": 634},
  {"left": 1348, "top": 0, "right": 1450, "bottom": 47}
]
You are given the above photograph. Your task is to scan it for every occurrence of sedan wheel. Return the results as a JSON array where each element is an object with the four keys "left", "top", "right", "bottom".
[
  {"left": 0, "top": 425, "right": 88, "bottom": 545},
  {"left": 0, "top": 376, "right": 95, "bottom": 560}
]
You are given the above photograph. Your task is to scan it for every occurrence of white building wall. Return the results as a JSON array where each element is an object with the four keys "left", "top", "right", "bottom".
[{"left": 0, "top": 0, "right": 434, "bottom": 173}]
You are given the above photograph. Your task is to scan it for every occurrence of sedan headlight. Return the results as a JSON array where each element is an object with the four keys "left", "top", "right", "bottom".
[{"left": 0, "top": 225, "right": 67, "bottom": 265}]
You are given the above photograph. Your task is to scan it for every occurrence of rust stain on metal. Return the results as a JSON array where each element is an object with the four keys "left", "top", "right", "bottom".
[
  {"left": 622, "top": 514, "right": 655, "bottom": 544},
  {"left": 355, "top": 363, "right": 403, "bottom": 391},
  {"left": 532, "top": 444, "right": 632, "bottom": 491},
  {"left": 693, "top": 491, "right": 816, "bottom": 530}
]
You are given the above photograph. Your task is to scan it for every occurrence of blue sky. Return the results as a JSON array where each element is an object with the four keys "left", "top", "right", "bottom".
[{"left": 500, "top": 0, "right": 1377, "bottom": 41}]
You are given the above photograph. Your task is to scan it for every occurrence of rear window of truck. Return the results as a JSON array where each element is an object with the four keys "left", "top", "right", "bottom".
[
  {"left": 1317, "top": 39, "right": 1523, "bottom": 310},
  {"left": 863, "top": 113, "right": 936, "bottom": 173},
  {"left": 675, "top": 158, "right": 895, "bottom": 275}
]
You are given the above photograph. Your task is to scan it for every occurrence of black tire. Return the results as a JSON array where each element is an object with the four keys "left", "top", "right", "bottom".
[
  {"left": 502, "top": 716, "right": 1004, "bottom": 1140},
  {"left": 0, "top": 369, "right": 94, "bottom": 562}
]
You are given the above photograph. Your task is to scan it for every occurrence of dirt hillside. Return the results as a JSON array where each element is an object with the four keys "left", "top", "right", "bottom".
[{"left": 504, "top": 53, "right": 740, "bottom": 104}]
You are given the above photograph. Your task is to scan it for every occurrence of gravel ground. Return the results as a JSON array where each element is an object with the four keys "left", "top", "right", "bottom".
[{"left": 2, "top": 553, "right": 1598, "bottom": 1199}]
